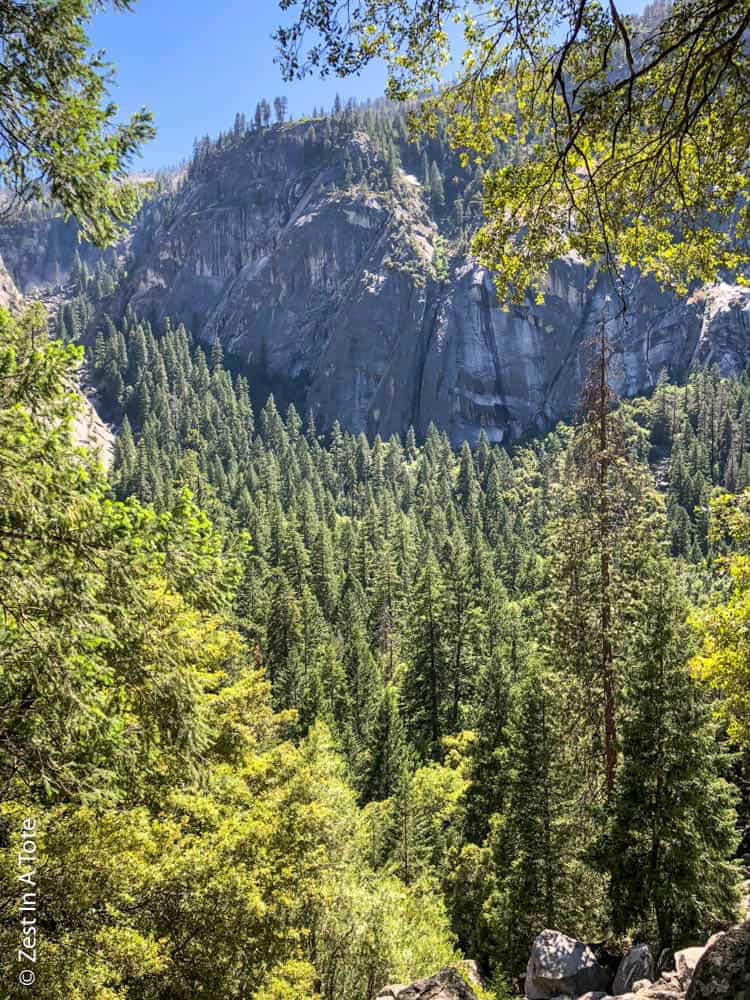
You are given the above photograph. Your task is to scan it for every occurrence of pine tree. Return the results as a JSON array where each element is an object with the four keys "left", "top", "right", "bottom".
[
  {"left": 545, "top": 323, "right": 654, "bottom": 799},
  {"left": 456, "top": 441, "right": 476, "bottom": 510},
  {"left": 264, "top": 570, "right": 303, "bottom": 705},
  {"left": 359, "top": 683, "right": 407, "bottom": 802},
  {"left": 311, "top": 523, "right": 339, "bottom": 619},
  {"left": 403, "top": 553, "right": 448, "bottom": 759},
  {"left": 600, "top": 559, "right": 740, "bottom": 951},
  {"left": 421, "top": 151, "right": 431, "bottom": 198},
  {"left": 114, "top": 414, "right": 136, "bottom": 480},
  {"left": 429, "top": 160, "right": 445, "bottom": 210},
  {"left": 442, "top": 528, "right": 483, "bottom": 731},
  {"left": 209, "top": 339, "right": 224, "bottom": 372}
]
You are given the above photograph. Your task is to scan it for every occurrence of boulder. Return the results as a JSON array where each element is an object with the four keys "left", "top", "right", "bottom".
[
  {"left": 686, "top": 921, "right": 750, "bottom": 1000},
  {"left": 525, "top": 929, "right": 613, "bottom": 998},
  {"left": 378, "top": 967, "right": 478, "bottom": 1000},
  {"left": 635, "top": 987, "right": 682, "bottom": 1000},
  {"left": 674, "top": 948, "right": 706, "bottom": 987},
  {"left": 456, "top": 961, "right": 486, "bottom": 989},
  {"left": 657, "top": 950, "right": 675, "bottom": 975},
  {"left": 613, "top": 945, "right": 655, "bottom": 996},
  {"left": 658, "top": 972, "right": 682, "bottom": 989}
]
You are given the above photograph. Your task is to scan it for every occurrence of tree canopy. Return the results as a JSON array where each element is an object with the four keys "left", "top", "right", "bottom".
[
  {"left": 276, "top": 0, "right": 750, "bottom": 300},
  {"left": 0, "top": 0, "right": 154, "bottom": 245}
]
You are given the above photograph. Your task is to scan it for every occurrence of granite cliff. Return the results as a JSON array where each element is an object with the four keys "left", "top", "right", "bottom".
[{"left": 2, "top": 116, "right": 749, "bottom": 445}]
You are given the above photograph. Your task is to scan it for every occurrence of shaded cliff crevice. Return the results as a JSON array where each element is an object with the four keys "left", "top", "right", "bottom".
[
  {"left": 478, "top": 277, "right": 504, "bottom": 399},
  {"left": 411, "top": 288, "right": 443, "bottom": 435}
]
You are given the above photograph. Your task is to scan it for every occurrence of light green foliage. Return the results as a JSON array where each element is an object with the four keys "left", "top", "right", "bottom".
[
  {"left": 0, "top": 1, "right": 155, "bottom": 245},
  {"left": 0, "top": 308, "right": 458, "bottom": 999},
  {"left": 693, "top": 492, "right": 750, "bottom": 746},
  {"left": 89, "top": 301, "right": 750, "bottom": 981},
  {"left": 0, "top": 305, "right": 241, "bottom": 804},
  {"left": 10, "top": 289, "right": 750, "bottom": 989},
  {"left": 278, "top": 0, "right": 750, "bottom": 299}
]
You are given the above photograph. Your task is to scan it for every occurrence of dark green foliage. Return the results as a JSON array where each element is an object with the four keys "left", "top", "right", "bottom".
[
  {"left": 90, "top": 306, "right": 750, "bottom": 983},
  {"left": 598, "top": 560, "right": 741, "bottom": 951},
  {"left": 0, "top": 1, "right": 155, "bottom": 246}
]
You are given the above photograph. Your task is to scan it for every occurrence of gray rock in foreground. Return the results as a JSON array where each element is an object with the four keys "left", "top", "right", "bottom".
[
  {"left": 613, "top": 945, "right": 655, "bottom": 996},
  {"left": 376, "top": 967, "right": 478, "bottom": 999},
  {"left": 674, "top": 947, "right": 706, "bottom": 988},
  {"left": 525, "top": 929, "right": 613, "bottom": 999},
  {"left": 686, "top": 921, "right": 750, "bottom": 1000}
]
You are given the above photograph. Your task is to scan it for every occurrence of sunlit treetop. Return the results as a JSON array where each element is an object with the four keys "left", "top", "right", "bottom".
[
  {"left": 0, "top": 1, "right": 154, "bottom": 246},
  {"left": 276, "top": 0, "right": 750, "bottom": 303}
]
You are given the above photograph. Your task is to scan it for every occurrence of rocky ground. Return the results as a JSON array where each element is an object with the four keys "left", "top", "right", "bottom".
[
  {"left": 70, "top": 368, "right": 115, "bottom": 468},
  {"left": 382, "top": 881, "right": 750, "bottom": 1000}
]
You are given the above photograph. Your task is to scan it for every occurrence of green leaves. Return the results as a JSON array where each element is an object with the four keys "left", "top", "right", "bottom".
[
  {"left": 0, "top": 308, "right": 245, "bottom": 806},
  {"left": 278, "top": 0, "right": 750, "bottom": 300},
  {"left": 692, "top": 492, "right": 750, "bottom": 746},
  {"left": 0, "top": 0, "right": 155, "bottom": 246},
  {"left": 0, "top": 305, "right": 463, "bottom": 999}
]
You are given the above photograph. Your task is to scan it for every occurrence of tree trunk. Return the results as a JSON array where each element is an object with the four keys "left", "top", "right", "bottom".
[{"left": 597, "top": 321, "right": 617, "bottom": 797}]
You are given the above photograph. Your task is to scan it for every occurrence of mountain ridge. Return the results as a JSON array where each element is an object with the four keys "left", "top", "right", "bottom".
[{"left": 1, "top": 110, "right": 749, "bottom": 445}]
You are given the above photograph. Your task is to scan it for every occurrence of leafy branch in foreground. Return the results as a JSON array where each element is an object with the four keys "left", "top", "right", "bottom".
[
  {"left": 276, "top": 0, "right": 750, "bottom": 300},
  {"left": 0, "top": 0, "right": 155, "bottom": 245},
  {"left": 692, "top": 491, "right": 750, "bottom": 747}
]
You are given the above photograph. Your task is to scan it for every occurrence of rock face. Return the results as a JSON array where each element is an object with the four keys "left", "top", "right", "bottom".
[
  {"left": 525, "top": 930, "right": 613, "bottom": 998},
  {"left": 674, "top": 948, "right": 706, "bottom": 987},
  {"left": 686, "top": 923, "right": 750, "bottom": 1000},
  {"left": 0, "top": 215, "right": 110, "bottom": 292},
  {"left": 114, "top": 122, "right": 750, "bottom": 445},
  {"left": 71, "top": 370, "right": 115, "bottom": 468},
  {"left": 0, "top": 251, "right": 22, "bottom": 309},
  {"left": 376, "top": 967, "right": 478, "bottom": 1000},
  {"left": 613, "top": 946, "right": 655, "bottom": 996},
  {"left": 8, "top": 120, "right": 750, "bottom": 446}
]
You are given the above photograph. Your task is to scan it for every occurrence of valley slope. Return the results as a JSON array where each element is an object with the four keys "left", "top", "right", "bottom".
[{"left": 2, "top": 110, "right": 749, "bottom": 444}]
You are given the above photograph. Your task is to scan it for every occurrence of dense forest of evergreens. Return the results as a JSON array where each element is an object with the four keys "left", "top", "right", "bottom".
[
  {"left": 10, "top": 92, "right": 743, "bottom": 996},
  {"left": 76, "top": 299, "right": 749, "bottom": 985},
  {"left": 9, "top": 288, "right": 750, "bottom": 999},
  {"left": 3, "top": 0, "right": 750, "bottom": 995}
]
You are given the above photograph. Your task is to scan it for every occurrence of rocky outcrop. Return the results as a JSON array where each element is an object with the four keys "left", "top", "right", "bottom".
[
  {"left": 376, "top": 967, "right": 478, "bottom": 999},
  {"left": 8, "top": 121, "right": 750, "bottom": 446},
  {"left": 0, "top": 215, "right": 110, "bottom": 292},
  {"left": 71, "top": 370, "right": 115, "bottom": 468},
  {"left": 108, "top": 122, "right": 750, "bottom": 446},
  {"left": 613, "top": 946, "right": 655, "bottom": 996},
  {"left": 0, "top": 251, "right": 22, "bottom": 309},
  {"left": 686, "top": 923, "right": 750, "bottom": 1000},
  {"left": 525, "top": 930, "right": 614, "bottom": 999},
  {"left": 523, "top": 916, "right": 750, "bottom": 1000},
  {"left": 674, "top": 948, "right": 706, "bottom": 986}
]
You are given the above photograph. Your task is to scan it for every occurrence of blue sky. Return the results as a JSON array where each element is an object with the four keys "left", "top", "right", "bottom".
[
  {"left": 89, "top": 0, "right": 390, "bottom": 170},
  {"left": 91, "top": 0, "right": 648, "bottom": 172}
]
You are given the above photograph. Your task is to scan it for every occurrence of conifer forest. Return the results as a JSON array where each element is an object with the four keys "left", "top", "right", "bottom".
[{"left": 3, "top": 2, "right": 750, "bottom": 999}]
